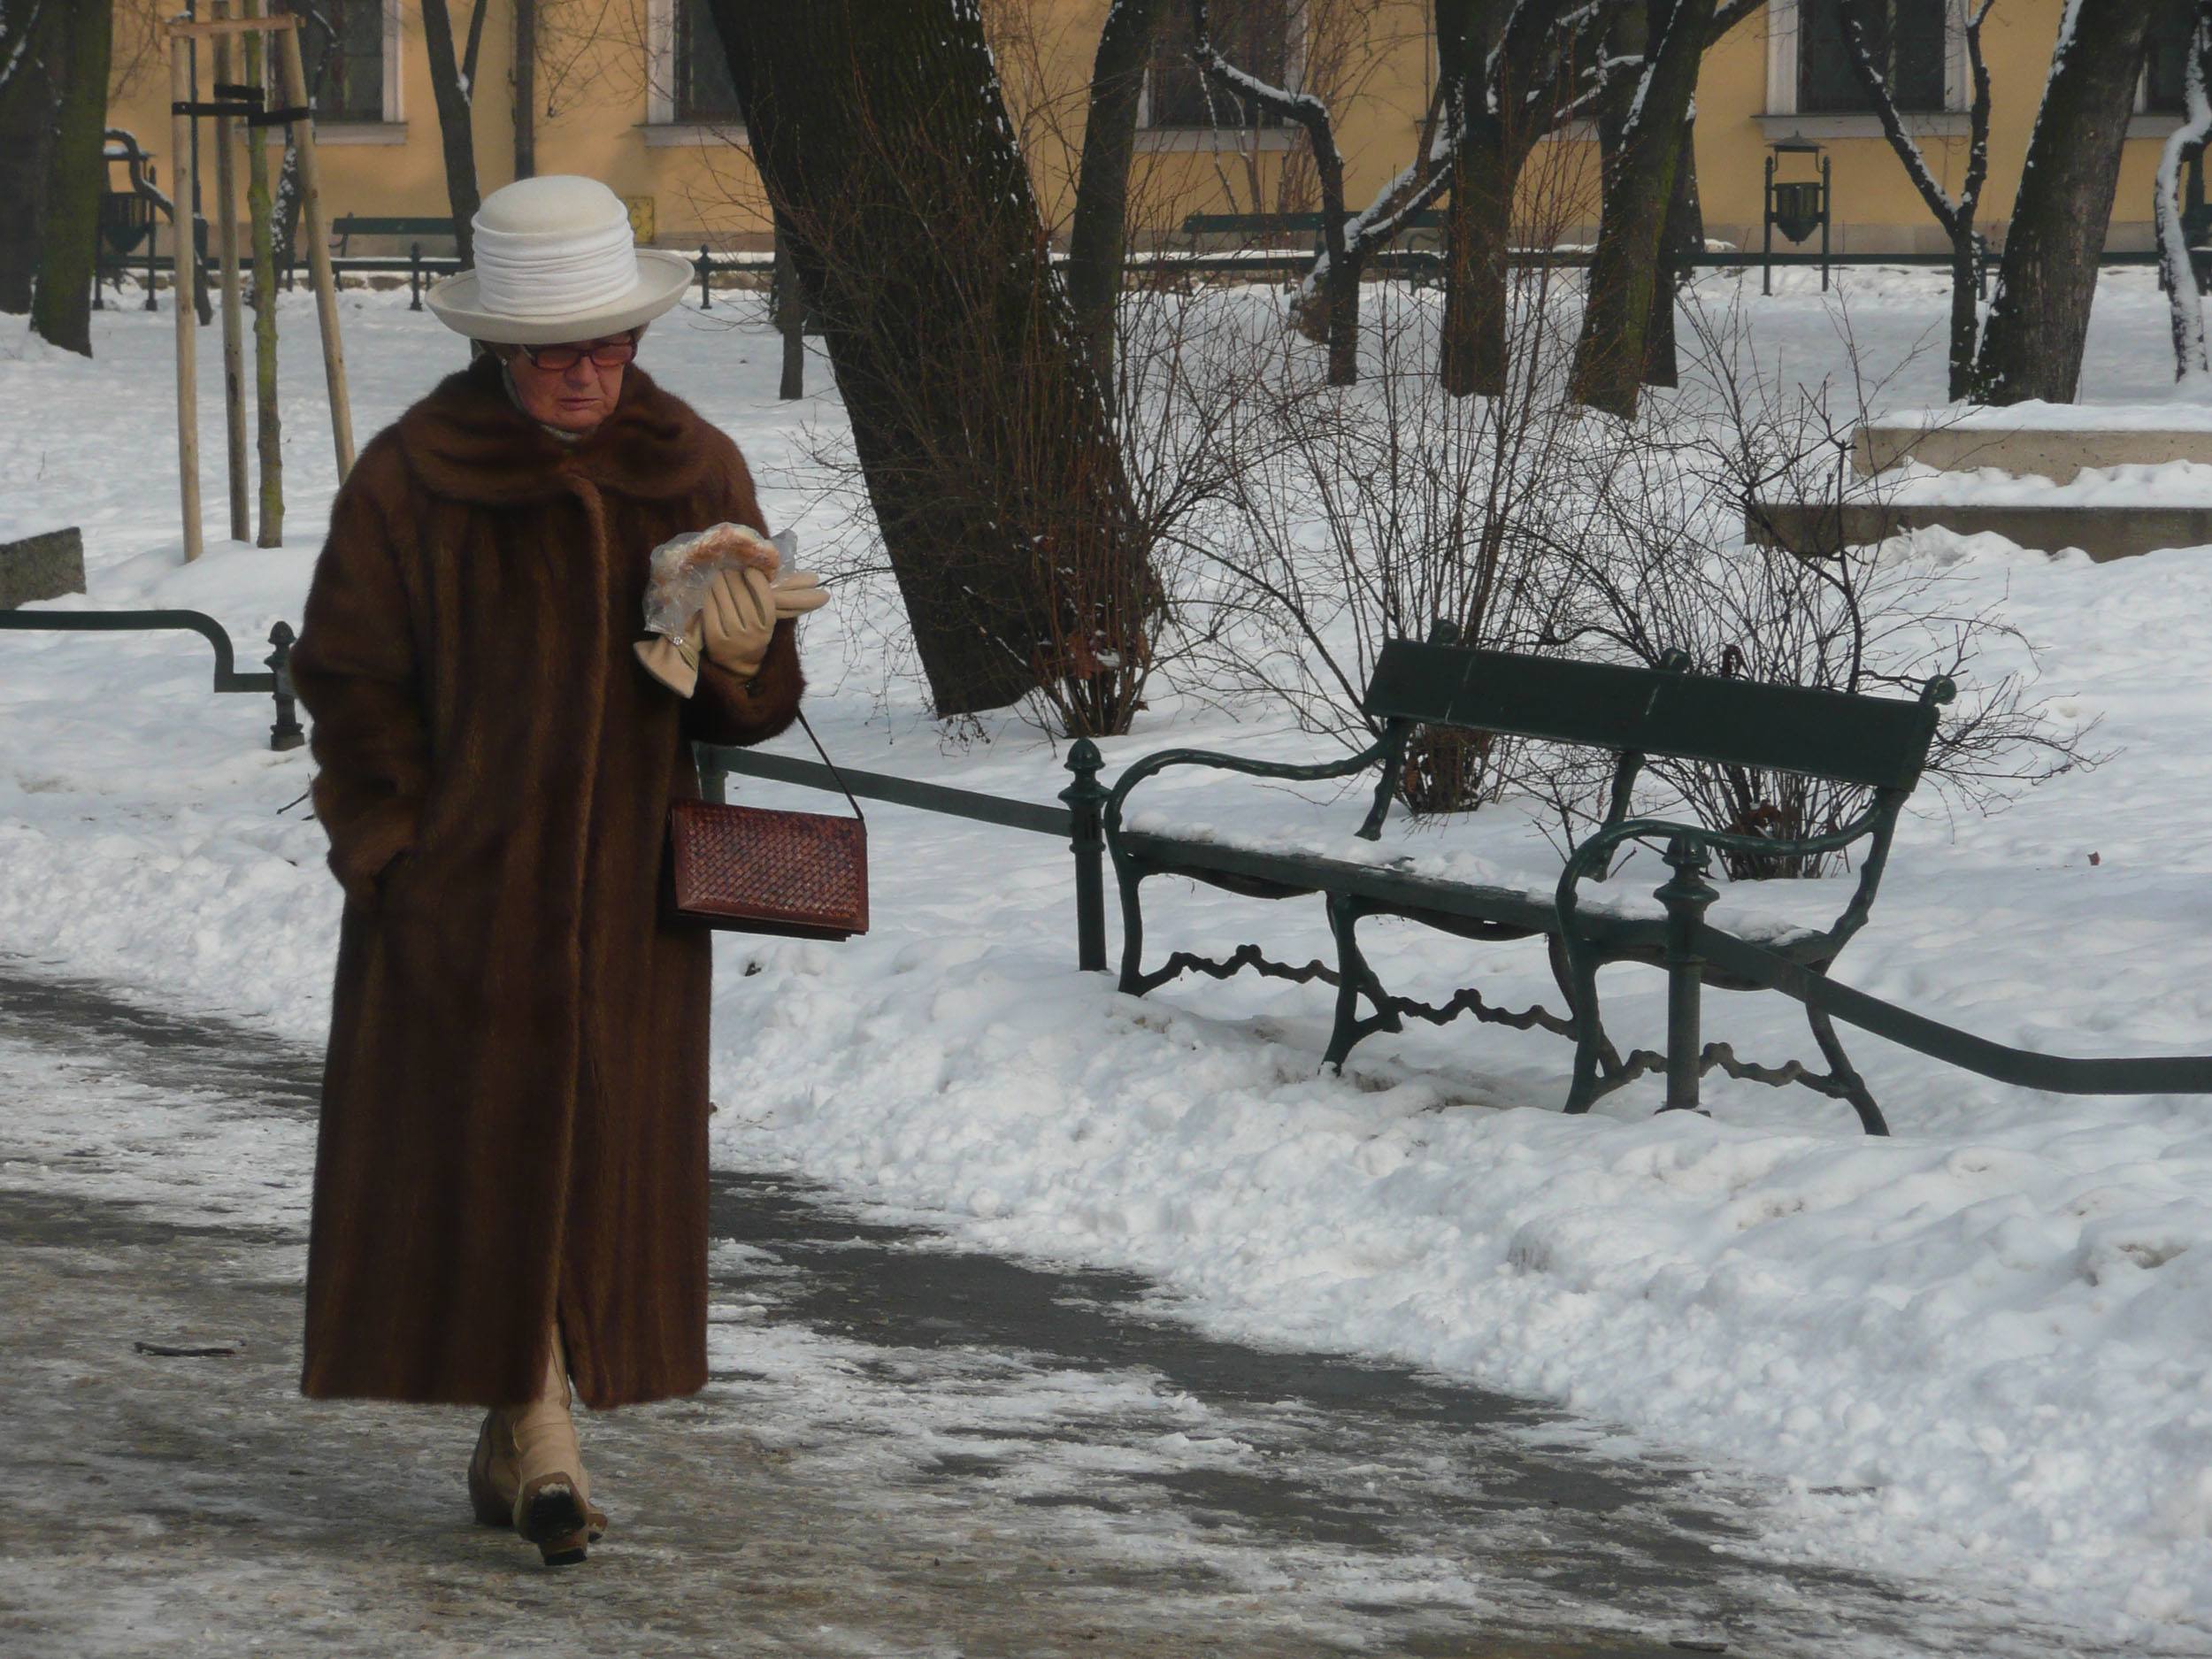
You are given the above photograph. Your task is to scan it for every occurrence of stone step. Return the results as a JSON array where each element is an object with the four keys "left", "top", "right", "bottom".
[
  {"left": 1855, "top": 419, "right": 2212, "bottom": 482},
  {"left": 1747, "top": 500, "right": 2212, "bottom": 562}
]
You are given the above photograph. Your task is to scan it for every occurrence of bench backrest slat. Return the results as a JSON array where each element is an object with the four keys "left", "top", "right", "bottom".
[
  {"left": 1361, "top": 642, "right": 1941, "bottom": 792},
  {"left": 1181, "top": 211, "right": 1445, "bottom": 234}
]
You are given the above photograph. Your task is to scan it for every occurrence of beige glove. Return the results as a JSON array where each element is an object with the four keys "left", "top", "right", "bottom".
[
  {"left": 769, "top": 570, "right": 830, "bottom": 618},
  {"left": 700, "top": 565, "right": 779, "bottom": 680},
  {"left": 634, "top": 566, "right": 831, "bottom": 699},
  {"left": 632, "top": 623, "right": 702, "bottom": 699}
]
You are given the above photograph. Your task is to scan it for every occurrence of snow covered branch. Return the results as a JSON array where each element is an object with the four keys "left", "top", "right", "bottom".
[
  {"left": 1838, "top": 0, "right": 1996, "bottom": 397},
  {"left": 2155, "top": 4, "right": 2212, "bottom": 383},
  {"left": 0, "top": 0, "right": 48, "bottom": 96},
  {"left": 1706, "top": 0, "right": 1763, "bottom": 45},
  {"left": 1187, "top": 0, "right": 1343, "bottom": 219}
]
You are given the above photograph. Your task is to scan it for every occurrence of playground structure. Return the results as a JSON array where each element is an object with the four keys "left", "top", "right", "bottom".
[{"left": 166, "top": 5, "right": 352, "bottom": 562}]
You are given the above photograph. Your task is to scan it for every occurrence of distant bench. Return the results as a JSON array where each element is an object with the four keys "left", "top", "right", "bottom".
[
  {"left": 329, "top": 215, "right": 457, "bottom": 257},
  {"left": 1179, "top": 210, "right": 1446, "bottom": 243},
  {"left": 1104, "top": 637, "right": 1958, "bottom": 1134}
]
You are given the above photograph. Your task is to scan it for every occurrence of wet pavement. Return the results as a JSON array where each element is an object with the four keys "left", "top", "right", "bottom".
[{"left": 0, "top": 958, "right": 2119, "bottom": 1656}]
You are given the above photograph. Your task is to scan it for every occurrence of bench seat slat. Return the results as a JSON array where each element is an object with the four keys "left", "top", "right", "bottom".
[
  {"left": 1361, "top": 642, "right": 1940, "bottom": 793},
  {"left": 1119, "top": 830, "right": 1579, "bottom": 939}
]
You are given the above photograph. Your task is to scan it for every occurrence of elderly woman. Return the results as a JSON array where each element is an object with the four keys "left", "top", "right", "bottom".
[{"left": 288, "top": 176, "right": 825, "bottom": 1567}]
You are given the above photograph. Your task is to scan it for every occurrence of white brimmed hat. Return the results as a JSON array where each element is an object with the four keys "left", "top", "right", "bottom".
[{"left": 425, "top": 175, "right": 692, "bottom": 345}]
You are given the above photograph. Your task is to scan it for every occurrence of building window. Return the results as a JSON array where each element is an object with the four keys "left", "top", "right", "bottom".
[
  {"left": 1796, "top": 0, "right": 1947, "bottom": 114},
  {"left": 2144, "top": 1, "right": 2197, "bottom": 117},
  {"left": 672, "top": 0, "right": 741, "bottom": 124},
  {"left": 301, "top": 0, "right": 396, "bottom": 124},
  {"left": 1144, "top": 0, "right": 1290, "bottom": 129}
]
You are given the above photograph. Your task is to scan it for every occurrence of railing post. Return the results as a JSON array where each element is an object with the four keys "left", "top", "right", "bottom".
[
  {"left": 1060, "top": 738, "right": 1109, "bottom": 972},
  {"left": 695, "top": 741, "right": 729, "bottom": 805},
  {"left": 408, "top": 242, "right": 424, "bottom": 311},
  {"left": 265, "top": 620, "right": 304, "bottom": 752},
  {"left": 696, "top": 245, "right": 712, "bottom": 311},
  {"left": 1656, "top": 834, "right": 1717, "bottom": 1114}
]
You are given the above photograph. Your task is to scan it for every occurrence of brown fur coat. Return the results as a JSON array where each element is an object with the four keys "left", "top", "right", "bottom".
[{"left": 288, "top": 357, "right": 802, "bottom": 1409}]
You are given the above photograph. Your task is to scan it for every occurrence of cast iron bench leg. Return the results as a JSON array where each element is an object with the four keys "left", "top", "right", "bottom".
[
  {"left": 1806, "top": 995, "right": 1890, "bottom": 1136},
  {"left": 1322, "top": 894, "right": 1398, "bottom": 1071},
  {"left": 1561, "top": 940, "right": 1612, "bottom": 1116},
  {"left": 1116, "top": 862, "right": 1151, "bottom": 996}
]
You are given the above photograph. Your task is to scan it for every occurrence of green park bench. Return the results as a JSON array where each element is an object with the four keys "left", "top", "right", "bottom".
[
  {"left": 1104, "top": 636, "right": 1959, "bottom": 1134},
  {"left": 329, "top": 214, "right": 457, "bottom": 256},
  {"left": 1179, "top": 210, "right": 1446, "bottom": 243}
]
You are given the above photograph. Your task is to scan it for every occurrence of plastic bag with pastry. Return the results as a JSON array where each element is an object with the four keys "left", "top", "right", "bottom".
[{"left": 634, "top": 523, "right": 780, "bottom": 698}]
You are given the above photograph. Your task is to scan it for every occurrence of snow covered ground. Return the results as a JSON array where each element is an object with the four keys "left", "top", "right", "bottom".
[{"left": 4, "top": 268, "right": 2212, "bottom": 1651}]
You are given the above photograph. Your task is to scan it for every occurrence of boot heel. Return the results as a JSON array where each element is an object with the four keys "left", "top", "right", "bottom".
[{"left": 516, "top": 1474, "right": 591, "bottom": 1566}]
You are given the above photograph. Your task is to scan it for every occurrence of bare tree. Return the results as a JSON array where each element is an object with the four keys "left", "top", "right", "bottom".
[
  {"left": 1538, "top": 295, "right": 2097, "bottom": 873},
  {"left": 1066, "top": 0, "right": 1164, "bottom": 389},
  {"left": 513, "top": 0, "right": 537, "bottom": 179},
  {"left": 1970, "top": 0, "right": 2158, "bottom": 403},
  {"left": 27, "top": 0, "right": 111, "bottom": 355},
  {"left": 1438, "top": 0, "right": 1624, "bottom": 397},
  {"left": 1568, "top": 0, "right": 1717, "bottom": 419},
  {"left": 2155, "top": 2, "right": 2212, "bottom": 382},
  {"left": 1831, "top": 0, "right": 1995, "bottom": 401},
  {"left": 0, "top": 0, "right": 60, "bottom": 313},
  {"left": 420, "top": 0, "right": 493, "bottom": 266},
  {"left": 705, "top": 0, "right": 1156, "bottom": 728}
]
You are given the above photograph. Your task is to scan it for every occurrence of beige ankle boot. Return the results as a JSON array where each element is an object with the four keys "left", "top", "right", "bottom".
[
  {"left": 507, "top": 1325, "right": 605, "bottom": 1564},
  {"left": 466, "top": 1407, "right": 520, "bottom": 1527}
]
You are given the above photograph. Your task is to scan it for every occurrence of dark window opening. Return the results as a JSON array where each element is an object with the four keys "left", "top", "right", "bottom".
[
  {"left": 2145, "top": 1, "right": 2198, "bottom": 117},
  {"left": 303, "top": 0, "right": 386, "bottom": 124},
  {"left": 673, "top": 0, "right": 743, "bottom": 125},
  {"left": 1798, "top": 0, "right": 1948, "bottom": 116},
  {"left": 1146, "top": 0, "right": 1289, "bottom": 130}
]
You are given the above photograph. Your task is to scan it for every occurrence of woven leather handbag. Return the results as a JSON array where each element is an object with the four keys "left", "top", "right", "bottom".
[{"left": 666, "top": 712, "right": 868, "bottom": 940}]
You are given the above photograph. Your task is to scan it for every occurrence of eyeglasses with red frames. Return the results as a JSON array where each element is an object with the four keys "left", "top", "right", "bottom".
[{"left": 514, "top": 334, "right": 638, "bottom": 371}]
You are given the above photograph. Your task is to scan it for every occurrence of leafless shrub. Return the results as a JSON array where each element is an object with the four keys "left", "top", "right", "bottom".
[
  {"left": 1525, "top": 286, "right": 2102, "bottom": 876},
  {"left": 1167, "top": 135, "right": 1609, "bottom": 811}
]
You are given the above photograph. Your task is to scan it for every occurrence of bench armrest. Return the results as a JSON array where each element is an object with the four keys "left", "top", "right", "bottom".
[
  {"left": 1552, "top": 798, "right": 1893, "bottom": 945},
  {"left": 1103, "top": 735, "right": 1399, "bottom": 848}
]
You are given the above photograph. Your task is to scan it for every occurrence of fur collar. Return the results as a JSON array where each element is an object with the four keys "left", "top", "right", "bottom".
[{"left": 393, "top": 355, "right": 727, "bottom": 506}]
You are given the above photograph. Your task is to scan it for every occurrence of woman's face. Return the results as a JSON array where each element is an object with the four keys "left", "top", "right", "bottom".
[{"left": 503, "top": 333, "right": 634, "bottom": 434}]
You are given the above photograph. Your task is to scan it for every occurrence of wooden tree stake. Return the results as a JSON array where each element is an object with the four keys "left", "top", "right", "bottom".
[
  {"left": 170, "top": 39, "right": 203, "bottom": 563},
  {"left": 211, "top": 4, "right": 250, "bottom": 542},
  {"left": 278, "top": 22, "right": 354, "bottom": 478}
]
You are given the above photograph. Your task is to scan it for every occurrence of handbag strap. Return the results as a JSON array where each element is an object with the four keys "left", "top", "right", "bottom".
[{"left": 793, "top": 709, "right": 865, "bottom": 825}]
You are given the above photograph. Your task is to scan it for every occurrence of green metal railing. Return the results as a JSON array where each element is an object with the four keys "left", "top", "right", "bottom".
[
  {"left": 1696, "top": 924, "right": 2212, "bottom": 1097},
  {"left": 695, "top": 737, "right": 1110, "bottom": 973},
  {"left": 0, "top": 608, "right": 303, "bottom": 752}
]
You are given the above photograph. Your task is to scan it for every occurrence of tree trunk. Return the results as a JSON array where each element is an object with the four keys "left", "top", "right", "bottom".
[
  {"left": 1645, "top": 115, "right": 1701, "bottom": 388},
  {"left": 772, "top": 211, "right": 803, "bottom": 400},
  {"left": 0, "top": 0, "right": 62, "bottom": 314},
  {"left": 1969, "top": 0, "right": 2157, "bottom": 404},
  {"left": 27, "top": 0, "right": 110, "bottom": 355},
  {"left": 513, "top": 0, "right": 536, "bottom": 180},
  {"left": 705, "top": 0, "right": 1152, "bottom": 727},
  {"left": 1568, "top": 0, "right": 1715, "bottom": 419},
  {"left": 419, "top": 0, "right": 484, "bottom": 267},
  {"left": 1441, "top": 127, "right": 1514, "bottom": 397},
  {"left": 1065, "top": 0, "right": 1160, "bottom": 394}
]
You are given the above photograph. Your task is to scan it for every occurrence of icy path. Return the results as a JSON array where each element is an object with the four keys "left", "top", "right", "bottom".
[{"left": 0, "top": 960, "right": 2139, "bottom": 1658}]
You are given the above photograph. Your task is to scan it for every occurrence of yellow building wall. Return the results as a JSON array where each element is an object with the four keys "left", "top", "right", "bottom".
[{"left": 104, "top": 1, "right": 2182, "bottom": 263}]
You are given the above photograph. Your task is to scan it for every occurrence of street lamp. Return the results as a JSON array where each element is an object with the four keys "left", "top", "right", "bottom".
[{"left": 1763, "top": 136, "right": 1832, "bottom": 296}]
